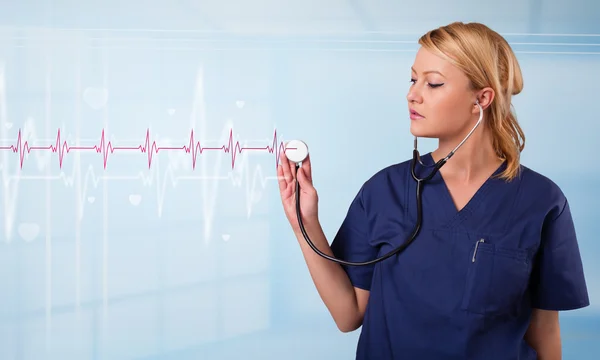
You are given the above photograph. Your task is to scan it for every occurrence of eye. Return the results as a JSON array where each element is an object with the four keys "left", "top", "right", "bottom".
[{"left": 409, "top": 78, "right": 444, "bottom": 88}]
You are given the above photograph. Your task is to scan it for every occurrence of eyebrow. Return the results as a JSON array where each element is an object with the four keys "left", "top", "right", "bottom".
[{"left": 411, "top": 67, "right": 445, "bottom": 77}]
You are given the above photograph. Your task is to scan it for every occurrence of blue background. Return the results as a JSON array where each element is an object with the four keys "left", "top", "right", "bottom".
[{"left": 0, "top": 0, "right": 598, "bottom": 359}]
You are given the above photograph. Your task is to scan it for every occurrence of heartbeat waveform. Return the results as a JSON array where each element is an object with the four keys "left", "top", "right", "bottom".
[
  {"left": 0, "top": 127, "right": 291, "bottom": 170},
  {"left": 0, "top": 61, "right": 283, "bottom": 246}
]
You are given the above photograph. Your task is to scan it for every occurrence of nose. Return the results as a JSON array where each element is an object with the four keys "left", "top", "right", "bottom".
[{"left": 406, "top": 84, "right": 422, "bottom": 104}]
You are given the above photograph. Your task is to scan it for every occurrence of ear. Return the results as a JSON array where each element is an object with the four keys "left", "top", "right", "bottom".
[{"left": 474, "top": 87, "right": 495, "bottom": 112}]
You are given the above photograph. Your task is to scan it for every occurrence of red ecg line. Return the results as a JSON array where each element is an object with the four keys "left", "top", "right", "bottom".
[{"left": 0, "top": 128, "right": 292, "bottom": 169}]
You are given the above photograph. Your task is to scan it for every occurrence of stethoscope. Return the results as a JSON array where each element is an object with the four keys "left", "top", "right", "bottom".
[{"left": 286, "top": 100, "right": 484, "bottom": 266}]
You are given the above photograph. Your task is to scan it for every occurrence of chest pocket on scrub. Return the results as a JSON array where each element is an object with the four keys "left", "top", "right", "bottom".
[{"left": 461, "top": 239, "right": 533, "bottom": 317}]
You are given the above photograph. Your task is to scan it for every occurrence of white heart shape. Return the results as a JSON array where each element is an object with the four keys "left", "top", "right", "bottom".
[
  {"left": 83, "top": 87, "right": 108, "bottom": 110},
  {"left": 236, "top": 100, "right": 245, "bottom": 108},
  {"left": 18, "top": 223, "right": 40, "bottom": 242},
  {"left": 87, "top": 196, "right": 95, "bottom": 203},
  {"left": 222, "top": 234, "right": 230, "bottom": 241},
  {"left": 129, "top": 194, "right": 142, "bottom": 206},
  {"left": 5, "top": 122, "right": 12, "bottom": 129}
]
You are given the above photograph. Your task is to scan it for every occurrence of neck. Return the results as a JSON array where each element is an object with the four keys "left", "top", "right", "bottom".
[{"left": 431, "top": 125, "right": 501, "bottom": 183}]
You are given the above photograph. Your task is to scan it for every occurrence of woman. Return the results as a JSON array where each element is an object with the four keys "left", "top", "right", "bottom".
[{"left": 277, "top": 22, "right": 589, "bottom": 359}]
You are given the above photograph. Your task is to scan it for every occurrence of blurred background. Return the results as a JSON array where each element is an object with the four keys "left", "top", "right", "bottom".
[{"left": 0, "top": 0, "right": 598, "bottom": 359}]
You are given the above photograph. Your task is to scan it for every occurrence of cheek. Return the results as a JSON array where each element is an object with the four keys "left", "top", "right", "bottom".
[
  {"left": 428, "top": 91, "right": 466, "bottom": 127},
  {"left": 428, "top": 98, "right": 456, "bottom": 126},
  {"left": 431, "top": 90, "right": 457, "bottom": 110}
]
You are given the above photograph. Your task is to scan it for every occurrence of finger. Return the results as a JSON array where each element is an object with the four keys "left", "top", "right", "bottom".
[
  {"left": 296, "top": 166, "right": 307, "bottom": 186},
  {"left": 277, "top": 164, "right": 286, "bottom": 193},
  {"left": 280, "top": 152, "right": 293, "bottom": 183},
  {"left": 297, "top": 167, "right": 314, "bottom": 193},
  {"left": 301, "top": 154, "right": 312, "bottom": 182},
  {"left": 288, "top": 159, "right": 297, "bottom": 183},
  {"left": 281, "top": 148, "right": 298, "bottom": 182}
]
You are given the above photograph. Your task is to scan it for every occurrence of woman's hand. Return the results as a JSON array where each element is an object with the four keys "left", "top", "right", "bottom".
[{"left": 277, "top": 151, "right": 319, "bottom": 233}]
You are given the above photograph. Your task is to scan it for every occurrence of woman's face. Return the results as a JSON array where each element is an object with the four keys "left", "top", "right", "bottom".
[{"left": 406, "top": 47, "right": 482, "bottom": 142}]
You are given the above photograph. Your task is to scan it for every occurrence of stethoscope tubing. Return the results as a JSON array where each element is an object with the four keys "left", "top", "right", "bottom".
[{"left": 296, "top": 102, "right": 484, "bottom": 267}]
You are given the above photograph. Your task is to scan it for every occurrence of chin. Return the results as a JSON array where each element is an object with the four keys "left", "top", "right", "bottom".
[{"left": 409, "top": 123, "right": 440, "bottom": 138}]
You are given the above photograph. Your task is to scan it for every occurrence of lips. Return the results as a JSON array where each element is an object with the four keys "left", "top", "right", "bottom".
[{"left": 409, "top": 109, "right": 424, "bottom": 120}]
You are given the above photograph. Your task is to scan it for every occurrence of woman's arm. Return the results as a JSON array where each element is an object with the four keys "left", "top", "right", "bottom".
[
  {"left": 524, "top": 309, "right": 562, "bottom": 360},
  {"left": 294, "top": 220, "right": 369, "bottom": 333}
]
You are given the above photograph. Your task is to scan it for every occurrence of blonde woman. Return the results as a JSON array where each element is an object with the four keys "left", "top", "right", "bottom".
[{"left": 278, "top": 21, "right": 589, "bottom": 360}]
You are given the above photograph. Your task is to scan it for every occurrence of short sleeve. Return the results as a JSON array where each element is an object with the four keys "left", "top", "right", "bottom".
[
  {"left": 330, "top": 186, "right": 379, "bottom": 291},
  {"left": 530, "top": 199, "right": 590, "bottom": 310}
]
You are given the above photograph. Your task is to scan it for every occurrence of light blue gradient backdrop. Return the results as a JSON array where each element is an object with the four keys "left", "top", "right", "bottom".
[{"left": 0, "top": 0, "right": 598, "bottom": 359}]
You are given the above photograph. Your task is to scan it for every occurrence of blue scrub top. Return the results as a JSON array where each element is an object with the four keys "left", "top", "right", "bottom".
[{"left": 330, "top": 152, "right": 590, "bottom": 360}]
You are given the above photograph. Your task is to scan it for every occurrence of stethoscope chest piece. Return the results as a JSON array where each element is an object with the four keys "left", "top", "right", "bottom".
[{"left": 285, "top": 140, "right": 309, "bottom": 163}]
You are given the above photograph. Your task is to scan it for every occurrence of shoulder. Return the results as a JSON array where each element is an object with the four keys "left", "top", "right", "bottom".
[
  {"left": 518, "top": 165, "right": 566, "bottom": 201},
  {"left": 346, "top": 158, "right": 414, "bottom": 213},
  {"left": 366, "top": 157, "right": 414, "bottom": 185},
  {"left": 359, "top": 158, "right": 412, "bottom": 194},
  {"left": 517, "top": 164, "right": 568, "bottom": 218}
]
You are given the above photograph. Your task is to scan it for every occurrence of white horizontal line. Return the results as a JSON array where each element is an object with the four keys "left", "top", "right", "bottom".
[
  {"left": 512, "top": 42, "right": 600, "bottom": 46},
  {"left": 5, "top": 37, "right": 600, "bottom": 46},
  {"left": 2, "top": 26, "right": 600, "bottom": 37},
  {"left": 10, "top": 45, "right": 599, "bottom": 55},
  {"left": 502, "top": 32, "right": 600, "bottom": 37},
  {"left": 515, "top": 51, "right": 600, "bottom": 55}
]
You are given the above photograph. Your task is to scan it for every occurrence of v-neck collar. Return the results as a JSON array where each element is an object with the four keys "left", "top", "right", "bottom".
[{"left": 417, "top": 152, "right": 506, "bottom": 230}]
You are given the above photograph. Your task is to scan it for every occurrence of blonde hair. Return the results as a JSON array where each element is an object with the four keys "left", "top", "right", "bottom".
[{"left": 418, "top": 22, "right": 525, "bottom": 181}]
